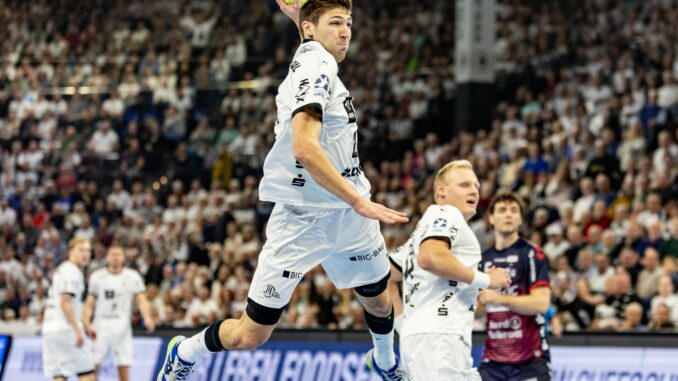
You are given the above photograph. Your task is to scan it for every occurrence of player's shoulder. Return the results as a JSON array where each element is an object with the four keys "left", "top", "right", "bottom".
[
  {"left": 296, "top": 41, "right": 338, "bottom": 70},
  {"left": 423, "top": 204, "right": 464, "bottom": 220},
  {"left": 122, "top": 267, "right": 142, "bottom": 279},
  {"left": 57, "top": 261, "right": 81, "bottom": 277}
]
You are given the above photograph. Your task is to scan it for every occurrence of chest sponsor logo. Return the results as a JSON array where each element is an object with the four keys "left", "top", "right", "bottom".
[{"left": 507, "top": 255, "right": 519, "bottom": 263}]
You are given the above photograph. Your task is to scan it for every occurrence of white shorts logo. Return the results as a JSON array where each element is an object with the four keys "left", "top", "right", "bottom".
[{"left": 263, "top": 284, "right": 280, "bottom": 299}]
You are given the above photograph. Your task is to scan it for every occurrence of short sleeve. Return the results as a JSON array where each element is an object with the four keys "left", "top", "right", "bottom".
[
  {"left": 58, "top": 266, "right": 81, "bottom": 297},
  {"left": 132, "top": 270, "right": 146, "bottom": 294},
  {"left": 420, "top": 205, "right": 465, "bottom": 246},
  {"left": 290, "top": 47, "right": 338, "bottom": 118},
  {"left": 528, "top": 245, "right": 551, "bottom": 291},
  {"left": 88, "top": 272, "right": 100, "bottom": 296}
]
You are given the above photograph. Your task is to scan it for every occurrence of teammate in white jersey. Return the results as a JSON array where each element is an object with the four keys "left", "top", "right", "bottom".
[
  {"left": 388, "top": 160, "right": 511, "bottom": 380},
  {"left": 83, "top": 245, "right": 155, "bottom": 381},
  {"left": 42, "top": 238, "right": 96, "bottom": 381},
  {"left": 158, "top": 1, "right": 410, "bottom": 381}
]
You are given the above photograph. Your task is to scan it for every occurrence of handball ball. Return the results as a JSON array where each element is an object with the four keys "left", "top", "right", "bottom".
[{"left": 284, "top": 0, "right": 308, "bottom": 5}]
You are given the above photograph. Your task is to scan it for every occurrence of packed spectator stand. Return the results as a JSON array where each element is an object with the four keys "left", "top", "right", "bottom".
[{"left": 0, "top": 0, "right": 676, "bottom": 337}]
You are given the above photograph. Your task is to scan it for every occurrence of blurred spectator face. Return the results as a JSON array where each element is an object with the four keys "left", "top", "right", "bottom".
[
  {"left": 594, "top": 254, "right": 610, "bottom": 272},
  {"left": 658, "top": 276, "right": 674, "bottom": 296},
  {"left": 577, "top": 249, "right": 594, "bottom": 271},
  {"left": 646, "top": 194, "right": 661, "bottom": 214},
  {"left": 624, "top": 303, "right": 643, "bottom": 327},
  {"left": 652, "top": 304, "right": 672, "bottom": 326},
  {"left": 642, "top": 248, "right": 659, "bottom": 270},
  {"left": 580, "top": 178, "right": 594, "bottom": 195},
  {"left": 604, "top": 276, "right": 619, "bottom": 296},
  {"left": 595, "top": 174, "right": 611, "bottom": 194},
  {"left": 588, "top": 225, "right": 602, "bottom": 244},
  {"left": 619, "top": 248, "right": 639, "bottom": 269},
  {"left": 626, "top": 222, "right": 644, "bottom": 241},
  {"left": 592, "top": 200, "right": 607, "bottom": 220},
  {"left": 489, "top": 200, "right": 523, "bottom": 236}
]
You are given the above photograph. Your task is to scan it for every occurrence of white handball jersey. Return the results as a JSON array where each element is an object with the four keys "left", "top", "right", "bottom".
[
  {"left": 42, "top": 261, "right": 86, "bottom": 334},
  {"left": 88, "top": 268, "right": 145, "bottom": 334},
  {"left": 259, "top": 40, "right": 370, "bottom": 207},
  {"left": 390, "top": 204, "right": 482, "bottom": 345}
]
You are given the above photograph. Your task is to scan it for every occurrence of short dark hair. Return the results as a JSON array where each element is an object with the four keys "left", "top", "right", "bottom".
[
  {"left": 488, "top": 192, "right": 525, "bottom": 215},
  {"left": 299, "top": 0, "right": 352, "bottom": 37}
]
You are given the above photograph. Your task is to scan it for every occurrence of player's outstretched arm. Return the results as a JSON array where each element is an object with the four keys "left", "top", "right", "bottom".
[
  {"left": 82, "top": 294, "right": 97, "bottom": 340},
  {"left": 60, "top": 293, "right": 85, "bottom": 347},
  {"left": 292, "top": 111, "right": 408, "bottom": 224},
  {"left": 418, "top": 238, "right": 511, "bottom": 289},
  {"left": 478, "top": 287, "right": 551, "bottom": 315}
]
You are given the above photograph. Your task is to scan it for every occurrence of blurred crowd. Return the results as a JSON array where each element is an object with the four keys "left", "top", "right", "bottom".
[{"left": 0, "top": 0, "right": 677, "bottom": 336}]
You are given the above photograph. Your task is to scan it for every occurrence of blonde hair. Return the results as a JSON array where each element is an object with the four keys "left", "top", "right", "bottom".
[
  {"left": 68, "top": 237, "right": 90, "bottom": 250},
  {"left": 433, "top": 159, "right": 473, "bottom": 203}
]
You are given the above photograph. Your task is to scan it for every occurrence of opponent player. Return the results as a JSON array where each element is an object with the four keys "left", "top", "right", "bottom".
[
  {"left": 158, "top": 1, "right": 410, "bottom": 380},
  {"left": 42, "top": 238, "right": 96, "bottom": 381},
  {"left": 83, "top": 245, "right": 156, "bottom": 381},
  {"left": 477, "top": 192, "right": 552, "bottom": 381},
  {"left": 388, "top": 160, "right": 511, "bottom": 380}
]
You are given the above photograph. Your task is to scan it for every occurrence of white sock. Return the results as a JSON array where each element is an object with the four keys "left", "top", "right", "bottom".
[
  {"left": 177, "top": 328, "right": 210, "bottom": 363},
  {"left": 370, "top": 330, "right": 396, "bottom": 370}
]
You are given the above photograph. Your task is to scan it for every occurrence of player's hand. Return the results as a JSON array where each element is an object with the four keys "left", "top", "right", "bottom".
[
  {"left": 487, "top": 267, "right": 511, "bottom": 289},
  {"left": 145, "top": 319, "right": 156, "bottom": 334},
  {"left": 275, "top": 0, "right": 302, "bottom": 27},
  {"left": 478, "top": 289, "right": 501, "bottom": 306},
  {"left": 352, "top": 198, "right": 409, "bottom": 224},
  {"left": 84, "top": 324, "right": 97, "bottom": 340},
  {"left": 74, "top": 330, "right": 85, "bottom": 347}
]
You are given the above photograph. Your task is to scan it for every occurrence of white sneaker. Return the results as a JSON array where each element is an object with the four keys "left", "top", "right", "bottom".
[
  {"left": 365, "top": 349, "right": 411, "bottom": 381},
  {"left": 157, "top": 336, "right": 196, "bottom": 381}
]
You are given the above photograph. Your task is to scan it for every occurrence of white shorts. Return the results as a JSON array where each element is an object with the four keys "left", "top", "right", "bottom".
[
  {"left": 401, "top": 333, "right": 480, "bottom": 381},
  {"left": 42, "top": 331, "right": 95, "bottom": 378},
  {"left": 249, "top": 203, "right": 389, "bottom": 309},
  {"left": 92, "top": 329, "right": 133, "bottom": 366}
]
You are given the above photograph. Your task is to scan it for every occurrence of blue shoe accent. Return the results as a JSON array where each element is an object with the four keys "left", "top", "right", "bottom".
[
  {"left": 366, "top": 349, "right": 411, "bottom": 381},
  {"left": 157, "top": 336, "right": 196, "bottom": 381}
]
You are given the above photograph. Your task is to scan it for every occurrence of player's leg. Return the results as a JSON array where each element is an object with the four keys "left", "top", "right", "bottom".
[
  {"left": 159, "top": 204, "right": 329, "bottom": 381},
  {"left": 117, "top": 366, "right": 130, "bottom": 381},
  {"left": 52, "top": 377, "right": 66, "bottom": 381},
  {"left": 326, "top": 208, "right": 408, "bottom": 380},
  {"left": 115, "top": 330, "right": 134, "bottom": 381},
  {"left": 76, "top": 371, "right": 96, "bottom": 381},
  {"left": 478, "top": 360, "right": 509, "bottom": 381}
]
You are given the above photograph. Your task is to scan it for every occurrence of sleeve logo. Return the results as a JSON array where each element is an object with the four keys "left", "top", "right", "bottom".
[{"left": 314, "top": 74, "right": 330, "bottom": 97}]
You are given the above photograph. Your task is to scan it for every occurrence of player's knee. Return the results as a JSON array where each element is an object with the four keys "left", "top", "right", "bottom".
[{"left": 246, "top": 298, "right": 285, "bottom": 325}]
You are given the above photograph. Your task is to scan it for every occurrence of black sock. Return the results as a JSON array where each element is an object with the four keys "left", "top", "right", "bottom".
[
  {"left": 204, "top": 320, "right": 226, "bottom": 352},
  {"left": 364, "top": 308, "right": 394, "bottom": 334}
]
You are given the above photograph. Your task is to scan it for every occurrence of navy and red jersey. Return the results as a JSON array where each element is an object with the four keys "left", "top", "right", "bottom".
[{"left": 481, "top": 237, "right": 551, "bottom": 364}]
